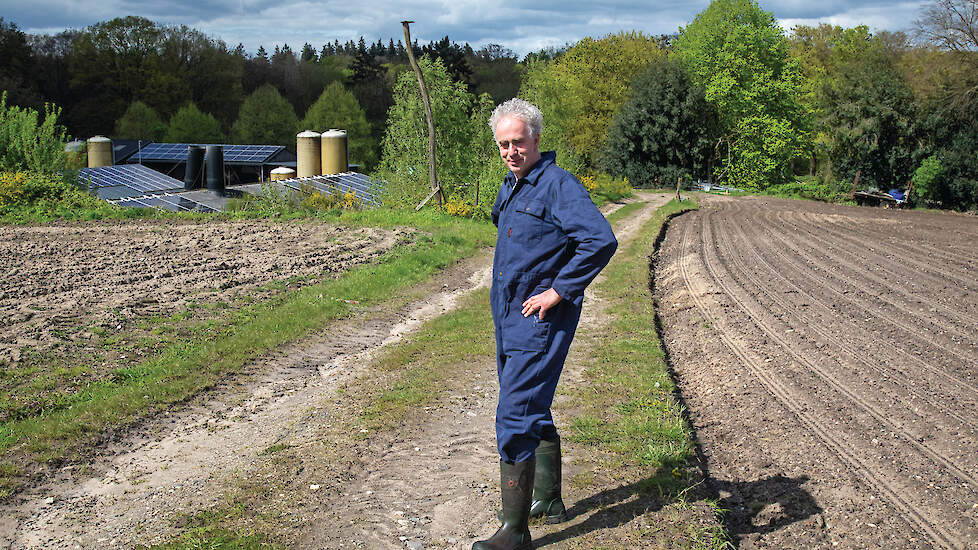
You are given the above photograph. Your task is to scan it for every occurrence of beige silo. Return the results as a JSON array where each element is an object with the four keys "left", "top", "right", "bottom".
[
  {"left": 270, "top": 166, "right": 296, "bottom": 181},
  {"left": 321, "top": 129, "right": 348, "bottom": 175},
  {"left": 296, "top": 130, "right": 322, "bottom": 177},
  {"left": 87, "top": 136, "right": 112, "bottom": 168}
]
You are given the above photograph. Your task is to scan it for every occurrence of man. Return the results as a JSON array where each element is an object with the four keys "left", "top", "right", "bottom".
[{"left": 474, "top": 98, "right": 617, "bottom": 550}]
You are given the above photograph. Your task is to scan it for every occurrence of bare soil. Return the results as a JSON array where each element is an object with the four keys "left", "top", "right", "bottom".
[
  {"left": 654, "top": 195, "right": 978, "bottom": 549},
  {"left": 0, "top": 220, "right": 412, "bottom": 365},
  {"left": 0, "top": 193, "right": 703, "bottom": 549}
]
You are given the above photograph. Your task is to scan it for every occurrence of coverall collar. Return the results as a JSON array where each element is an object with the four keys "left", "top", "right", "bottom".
[{"left": 506, "top": 151, "right": 557, "bottom": 188}]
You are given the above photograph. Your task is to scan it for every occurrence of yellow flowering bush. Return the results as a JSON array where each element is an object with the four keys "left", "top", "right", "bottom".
[
  {"left": 0, "top": 172, "right": 30, "bottom": 207},
  {"left": 0, "top": 170, "right": 118, "bottom": 221},
  {"left": 579, "top": 174, "right": 597, "bottom": 192},
  {"left": 301, "top": 188, "right": 362, "bottom": 211},
  {"left": 576, "top": 173, "right": 632, "bottom": 201},
  {"left": 442, "top": 198, "right": 473, "bottom": 217},
  {"left": 0, "top": 171, "right": 77, "bottom": 207}
]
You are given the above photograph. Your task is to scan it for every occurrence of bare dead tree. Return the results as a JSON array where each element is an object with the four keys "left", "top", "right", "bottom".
[
  {"left": 914, "top": 0, "right": 978, "bottom": 107},
  {"left": 401, "top": 20, "right": 444, "bottom": 210},
  {"left": 914, "top": 0, "right": 978, "bottom": 53}
]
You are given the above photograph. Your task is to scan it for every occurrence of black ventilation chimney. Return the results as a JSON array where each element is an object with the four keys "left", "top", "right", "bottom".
[
  {"left": 205, "top": 145, "right": 225, "bottom": 194},
  {"left": 184, "top": 145, "right": 205, "bottom": 190}
]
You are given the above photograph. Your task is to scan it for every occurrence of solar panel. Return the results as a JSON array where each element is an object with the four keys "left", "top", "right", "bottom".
[
  {"left": 223, "top": 145, "right": 284, "bottom": 163},
  {"left": 109, "top": 192, "right": 217, "bottom": 213},
  {"left": 93, "top": 185, "right": 146, "bottom": 200},
  {"left": 132, "top": 142, "right": 190, "bottom": 161},
  {"left": 280, "top": 172, "right": 381, "bottom": 205},
  {"left": 133, "top": 143, "right": 283, "bottom": 164},
  {"left": 79, "top": 164, "right": 184, "bottom": 193}
]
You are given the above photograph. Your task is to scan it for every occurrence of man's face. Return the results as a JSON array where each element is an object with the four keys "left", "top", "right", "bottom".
[{"left": 495, "top": 115, "right": 541, "bottom": 179}]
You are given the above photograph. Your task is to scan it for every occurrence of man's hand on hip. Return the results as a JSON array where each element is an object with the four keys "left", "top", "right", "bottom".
[{"left": 522, "top": 288, "right": 562, "bottom": 320}]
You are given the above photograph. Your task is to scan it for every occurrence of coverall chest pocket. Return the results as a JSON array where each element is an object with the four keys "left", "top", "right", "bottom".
[{"left": 512, "top": 199, "right": 547, "bottom": 243}]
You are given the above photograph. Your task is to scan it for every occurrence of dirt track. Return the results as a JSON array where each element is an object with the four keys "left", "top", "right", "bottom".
[
  {"left": 0, "top": 194, "right": 678, "bottom": 549},
  {"left": 655, "top": 196, "right": 978, "bottom": 549}
]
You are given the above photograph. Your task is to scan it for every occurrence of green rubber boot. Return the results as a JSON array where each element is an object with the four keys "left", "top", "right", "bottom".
[
  {"left": 473, "top": 459, "right": 534, "bottom": 550},
  {"left": 529, "top": 437, "right": 568, "bottom": 523},
  {"left": 496, "top": 437, "right": 568, "bottom": 524}
]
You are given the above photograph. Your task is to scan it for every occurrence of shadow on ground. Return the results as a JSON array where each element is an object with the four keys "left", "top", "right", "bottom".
[
  {"left": 531, "top": 476, "right": 668, "bottom": 547},
  {"left": 530, "top": 470, "right": 818, "bottom": 548},
  {"left": 711, "top": 474, "right": 821, "bottom": 547}
]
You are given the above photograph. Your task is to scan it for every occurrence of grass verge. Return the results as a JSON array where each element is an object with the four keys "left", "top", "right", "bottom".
[
  {"left": 561, "top": 197, "right": 730, "bottom": 548},
  {"left": 567, "top": 198, "right": 699, "bottom": 487},
  {"left": 0, "top": 209, "right": 494, "bottom": 498}
]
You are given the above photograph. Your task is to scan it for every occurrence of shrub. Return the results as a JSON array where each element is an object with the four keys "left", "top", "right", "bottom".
[
  {"left": 588, "top": 173, "right": 633, "bottom": 202},
  {"left": 765, "top": 177, "right": 851, "bottom": 203},
  {"left": 0, "top": 91, "right": 68, "bottom": 174},
  {"left": 0, "top": 171, "right": 75, "bottom": 207},
  {"left": 0, "top": 170, "right": 123, "bottom": 221},
  {"left": 441, "top": 198, "right": 473, "bottom": 218},
  {"left": 301, "top": 188, "right": 362, "bottom": 211},
  {"left": 912, "top": 155, "right": 943, "bottom": 204}
]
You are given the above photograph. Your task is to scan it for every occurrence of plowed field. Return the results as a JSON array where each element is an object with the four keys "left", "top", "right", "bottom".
[{"left": 655, "top": 196, "right": 978, "bottom": 549}]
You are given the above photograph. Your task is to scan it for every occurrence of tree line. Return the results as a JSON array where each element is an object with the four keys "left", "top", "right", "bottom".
[
  {"left": 0, "top": 15, "right": 522, "bottom": 171},
  {"left": 1, "top": 0, "right": 976, "bottom": 211}
]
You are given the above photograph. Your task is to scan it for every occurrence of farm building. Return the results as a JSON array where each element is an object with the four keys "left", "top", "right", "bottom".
[{"left": 76, "top": 131, "right": 379, "bottom": 213}]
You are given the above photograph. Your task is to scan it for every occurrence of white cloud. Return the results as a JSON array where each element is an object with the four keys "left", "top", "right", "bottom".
[
  {"left": 7, "top": 0, "right": 928, "bottom": 55},
  {"left": 777, "top": 1, "right": 926, "bottom": 35}
]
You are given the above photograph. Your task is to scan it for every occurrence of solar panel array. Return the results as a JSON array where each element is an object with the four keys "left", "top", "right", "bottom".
[
  {"left": 79, "top": 164, "right": 184, "bottom": 195},
  {"left": 132, "top": 143, "right": 283, "bottom": 164},
  {"left": 78, "top": 165, "right": 216, "bottom": 213},
  {"left": 279, "top": 172, "right": 381, "bottom": 205}
]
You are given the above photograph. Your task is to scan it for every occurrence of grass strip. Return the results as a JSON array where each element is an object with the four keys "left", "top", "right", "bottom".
[
  {"left": 0, "top": 210, "right": 494, "bottom": 497},
  {"left": 563, "top": 197, "right": 730, "bottom": 548},
  {"left": 567, "top": 198, "right": 698, "bottom": 484},
  {"left": 354, "top": 286, "right": 494, "bottom": 433}
]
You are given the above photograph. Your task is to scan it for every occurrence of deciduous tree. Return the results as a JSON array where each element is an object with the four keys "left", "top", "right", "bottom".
[
  {"left": 523, "top": 32, "right": 663, "bottom": 170},
  {"left": 816, "top": 48, "right": 918, "bottom": 190},
  {"left": 164, "top": 102, "right": 223, "bottom": 143},
  {"left": 675, "top": 0, "right": 808, "bottom": 189},
  {"left": 114, "top": 101, "right": 166, "bottom": 141},
  {"left": 231, "top": 84, "right": 298, "bottom": 146},
  {"left": 603, "top": 57, "right": 720, "bottom": 186},
  {"left": 376, "top": 57, "right": 476, "bottom": 206}
]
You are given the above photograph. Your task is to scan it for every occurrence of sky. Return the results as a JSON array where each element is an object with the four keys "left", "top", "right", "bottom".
[{"left": 1, "top": 0, "right": 928, "bottom": 55}]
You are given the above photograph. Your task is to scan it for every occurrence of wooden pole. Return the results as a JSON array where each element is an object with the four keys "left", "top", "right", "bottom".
[
  {"left": 402, "top": 21, "right": 443, "bottom": 208},
  {"left": 849, "top": 169, "right": 861, "bottom": 197},
  {"left": 676, "top": 177, "right": 682, "bottom": 202}
]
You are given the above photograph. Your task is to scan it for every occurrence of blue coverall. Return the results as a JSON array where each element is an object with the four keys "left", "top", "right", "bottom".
[{"left": 490, "top": 151, "right": 618, "bottom": 463}]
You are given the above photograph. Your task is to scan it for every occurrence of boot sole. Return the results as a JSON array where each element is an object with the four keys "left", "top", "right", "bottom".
[{"left": 545, "top": 511, "right": 568, "bottom": 524}]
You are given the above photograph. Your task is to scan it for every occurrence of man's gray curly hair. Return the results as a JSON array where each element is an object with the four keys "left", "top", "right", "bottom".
[{"left": 489, "top": 98, "right": 543, "bottom": 139}]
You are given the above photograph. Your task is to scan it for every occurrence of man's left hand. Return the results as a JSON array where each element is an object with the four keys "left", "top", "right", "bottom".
[{"left": 522, "top": 288, "right": 562, "bottom": 319}]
